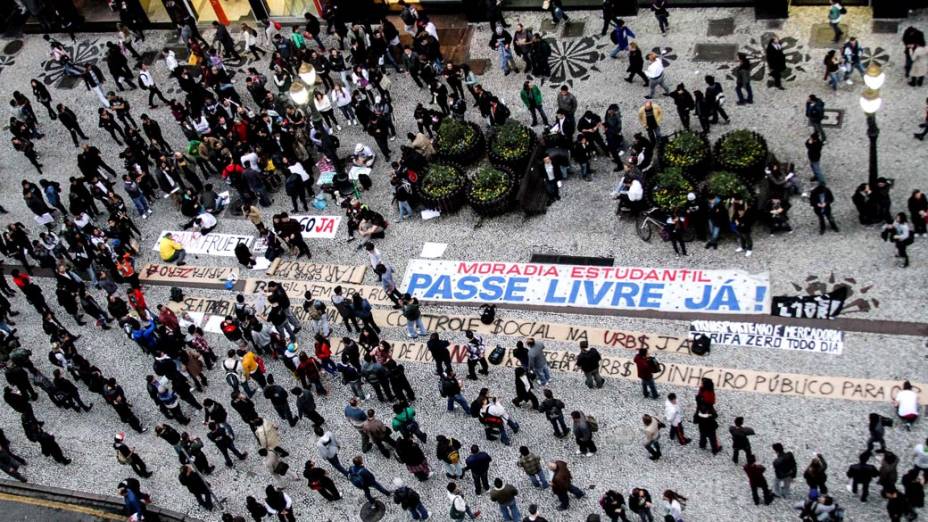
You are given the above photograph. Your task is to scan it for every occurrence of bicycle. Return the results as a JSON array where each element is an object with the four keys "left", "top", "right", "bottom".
[{"left": 634, "top": 207, "right": 696, "bottom": 243}]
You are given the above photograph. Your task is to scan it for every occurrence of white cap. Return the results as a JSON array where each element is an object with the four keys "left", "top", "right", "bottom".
[{"left": 687, "top": 192, "right": 696, "bottom": 201}]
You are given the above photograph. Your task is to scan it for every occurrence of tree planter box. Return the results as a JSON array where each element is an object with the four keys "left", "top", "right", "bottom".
[
  {"left": 660, "top": 131, "right": 712, "bottom": 183},
  {"left": 467, "top": 166, "right": 517, "bottom": 217},
  {"left": 488, "top": 126, "right": 536, "bottom": 174},
  {"left": 436, "top": 121, "right": 486, "bottom": 166},
  {"left": 713, "top": 130, "right": 769, "bottom": 184},
  {"left": 418, "top": 162, "right": 468, "bottom": 213}
]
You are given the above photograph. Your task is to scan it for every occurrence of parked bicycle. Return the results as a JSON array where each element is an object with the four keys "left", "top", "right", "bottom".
[{"left": 635, "top": 207, "right": 696, "bottom": 243}]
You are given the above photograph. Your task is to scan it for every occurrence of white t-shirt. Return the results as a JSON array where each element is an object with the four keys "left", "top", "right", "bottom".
[
  {"left": 288, "top": 163, "right": 311, "bottom": 183},
  {"left": 241, "top": 152, "right": 259, "bottom": 170},
  {"left": 196, "top": 212, "right": 218, "bottom": 230},
  {"left": 897, "top": 389, "right": 920, "bottom": 417}
]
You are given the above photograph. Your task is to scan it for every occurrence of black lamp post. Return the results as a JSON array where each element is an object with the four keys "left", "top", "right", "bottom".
[{"left": 859, "top": 64, "right": 885, "bottom": 188}]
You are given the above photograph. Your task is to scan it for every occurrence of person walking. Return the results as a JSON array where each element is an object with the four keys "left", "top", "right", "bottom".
[
  {"left": 882, "top": 213, "right": 914, "bottom": 267},
  {"left": 549, "top": 460, "right": 585, "bottom": 510},
  {"left": 704, "top": 75, "right": 730, "bottom": 124},
  {"left": 575, "top": 341, "right": 605, "bottom": 389},
  {"left": 651, "top": 0, "right": 670, "bottom": 35},
  {"left": 254, "top": 417, "right": 288, "bottom": 457},
  {"left": 490, "top": 478, "right": 522, "bottom": 521},
  {"left": 525, "top": 338, "right": 550, "bottom": 386},
  {"left": 624, "top": 42, "right": 648, "bottom": 86},
  {"left": 669, "top": 83, "right": 694, "bottom": 130},
  {"left": 113, "top": 432, "right": 152, "bottom": 477},
  {"left": 56, "top": 104, "right": 88, "bottom": 147},
  {"left": 539, "top": 389, "right": 570, "bottom": 438},
  {"left": 846, "top": 451, "right": 879, "bottom": 502},
  {"left": 642, "top": 414, "right": 663, "bottom": 461},
  {"left": 314, "top": 425, "right": 347, "bottom": 476},
  {"left": 263, "top": 374, "right": 298, "bottom": 427},
  {"left": 735, "top": 53, "right": 754, "bottom": 105},
  {"left": 810, "top": 182, "right": 839, "bottom": 234},
  {"left": 178, "top": 464, "right": 216, "bottom": 510},
  {"left": 447, "top": 482, "right": 481, "bottom": 519},
  {"left": 517, "top": 446, "right": 549, "bottom": 489},
  {"left": 772, "top": 443, "right": 797, "bottom": 499},
  {"left": 644, "top": 53, "right": 671, "bottom": 98},
  {"left": 824, "top": 50, "right": 842, "bottom": 91},
  {"left": 207, "top": 422, "right": 248, "bottom": 468},
  {"left": 571, "top": 411, "right": 597, "bottom": 456},
  {"left": 464, "top": 444, "right": 493, "bottom": 495},
  {"left": 303, "top": 460, "right": 342, "bottom": 501},
  {"left": 440, "top": 371, "right": 470, "bottom": 414},
  {"left": 608, "top": 20, "right": 635, "bottom": 59},
  {"left": 828, "top": 0, "right": 845, "bottom": 44},
  {"left": 765, "top": 35, "right": 786, "bottom": 90},
  {"left": 695, "top": 402, "right": 722, "bottom": 454},
  {"left": 664, "top": 393, "right": 691, "bottom": 445},
  {"left": 392, "top": 477, "right": 430, "bottom": 520},
  {"left": 347, "top": 455, "right": 392, "bottom": 503}
]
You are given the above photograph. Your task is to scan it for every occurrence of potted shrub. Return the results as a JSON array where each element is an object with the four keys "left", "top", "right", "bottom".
[
  {"left": 488, "top": 121, "right": 536, "bottom": 172},
  {"left": 435, "top": 118, "right": 485, "bottom": 165},
  {"left": 713, "top": 130, "right": 768, "bottom": 182},
  {"left": 467, "top": 165, "right": 516, "bottom": 216},
  {"left": 418, "top": 162, "right": 467, "bottom": 213},
  {"left": 652, "top": 167, "right": 693, "bottom": 212},
  {"left": 661, "top": 130, "right": 710, "bottom": 181},
  {"left": 707, "top": 171, "right": 752, "bottom": 201}
]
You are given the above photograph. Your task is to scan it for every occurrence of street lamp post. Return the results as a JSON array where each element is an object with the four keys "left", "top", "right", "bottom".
[{"left": 859, "top": 64, "right": 885, "bottom": 188}]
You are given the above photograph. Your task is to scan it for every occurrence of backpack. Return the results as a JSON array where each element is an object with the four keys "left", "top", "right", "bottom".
[
  {"left": 647, "top": 356, "right": 661, "bottom": 374},
  {"left": 439, "top": 376, "right": 455, "bottom": 397},
  {"left": 839, "top": 6, "right": 847, "bottom": 14},
  {"left": 170, "top": 287, "right": 184, "bottom": 302},
  {"left": 587, "top": 415, "right": 599, "bottom": 432},
  {"left": 449, "top": 496, "right": 466, "bottom": 520},
  {"left": 610, "top": 28, "right": 620, "bottom": 44},
  {"left": 487, "top": 345, "right": 505, "bottom": 365},
  {"left": 348, "top": 468, "right": 365, "bottom": 487},
  {"left": 479, "top": 304, "right": 496, "bottom": 325},
  {"left": 690, "top": 334, "right": 711, "bottom": 356}
]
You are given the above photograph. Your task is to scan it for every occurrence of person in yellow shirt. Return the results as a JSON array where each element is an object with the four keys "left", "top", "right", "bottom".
[
  {"left": 240, "top": 349, "right": 267, "bottom": 388},
  {"left": 158, "top": 233, "right": 187, "bottom": 265}
]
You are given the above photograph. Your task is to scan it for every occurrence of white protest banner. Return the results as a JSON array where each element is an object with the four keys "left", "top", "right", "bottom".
[
  {"left": 689, "top": 320, "right": 844, "bottom": 355},
  {"left": 152, "top": 231, "right": 265, "bottom": 257},
  {"left": 401, "top": 259, "right": 771, "bottom": 315},
  {"left": 291, "top": 215, "right": 341, "bottom": 239}
]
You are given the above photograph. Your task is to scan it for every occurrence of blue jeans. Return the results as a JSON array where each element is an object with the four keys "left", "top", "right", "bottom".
[
  {"left": 447, "top": 393, "right": 470, "bottom": 413},
  {"left": 810, "top": 161, "right": 825, "bottom": 184},
  {"left": 499, "top": 500, "right": 521, "bottom": 522},
  {"left": 555, "top": 484, "right": 585, "bottom": 508},
  {"left": 131, "top": 195, "right": 150, "bottom": 215},
  {"left": 579, "top": 162, "right": 590, "bottom": 179},
  {"left": 498, "top": 418, "right": 519, "bottom": 445},
  {"left": 641, "top": 378, "right": 658, "bottom": 398},
  {"left": 398, "top": 200, "right": 413, "bottom": 220},
  {"left": 736, "top": 83, "right": 753, "bottom": 103},
  {"left": 827, "top": 71, "right": 841, "bottom": 90},
  {"left": 405, "top": 318, "right": 427, "bottom": 338},
  {"left": 528, "top": 470, "right": 549, "bottom": 489},
  {"left": 409, "top": 501, "right": 429, "bottom": 519},
  {"left": 845, "top": 61, "right": 865, "bottom": 80},
  {"left": 549, "top": 414, "right": 569, "bottom": 436},
  {"left": 360, "top": 480, "right": 390, "bottom": 502},
  {"left": 534, "top": 366, "right": 550, "bottom": 386},
  {"left": 609, "top": 44, "right": 628, "bottom": 58},
  {"left": 326, "top": 455, "right": 348, "bottom": 476},
  {"left": 708, "top": 222, "right": 720, "bottom": 244}
]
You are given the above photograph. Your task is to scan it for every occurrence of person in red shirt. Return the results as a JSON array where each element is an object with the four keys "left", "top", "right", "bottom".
[
  {"left": 313, "top": 334, "right": 337, "bottom": 375},
  {"left": 632, "top": 348, "right": 659, "bottom": 399},
  {"left": 156, "top": 304, "right": 179, "bottom": 332},
  {"left": 10, "top": 269, "right": 49, "bottom": 314},
  {"left": 116, "top": 253, "right": 140, "bottom": 289},
  {"left": 743, "top": 454, "right": 775, "bottom": 505},
  {"left": 127, "top": 287, "right": 151, "bottom": 320}
]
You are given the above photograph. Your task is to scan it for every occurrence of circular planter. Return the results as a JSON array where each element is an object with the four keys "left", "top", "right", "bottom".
[
  {"left": 713, "top": 130, "right": 768, "bottom": 183},
  {"left": 487, "top": 124, "right": 536, "bottom": 174},
  {"left": 418, "top": 162, "right": 467, "bottom": 213},
  {"left": 436, "top": 120, "right": 486, "bottom": 166},
  {"left": 467, "top": 165, "right": 516, "bottom": 217},
  {"left": 660, "top": 130, "right": 711, "bottom": 182}
]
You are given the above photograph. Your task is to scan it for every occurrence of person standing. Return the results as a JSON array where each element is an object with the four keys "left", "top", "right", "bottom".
[
  {"left": 447, "top": 482, "right": 481, "bottom": 519},
  {"left": 744, "top": 455, "right": 775, "bottom": 505},
  {"left": 464, "top": 444, "right": 493, "bottom": 495},
  {"left": 810, "top": 182, "right": 839, "bottom": 234},
  {"left": 882, "top": 213, "right": 914, "bottom": 268},
  {"left": 575, "top": 341, "right": 605, "bottom": 389},
  {"left": 601, "top": 0, "right": 619, "bottom": 37},
  {"left": 549, "top": 460, "right": 585, "bottom": 510},
  {"left": 642, "top": 414, "right": 663, "bottom": 461},
  {"left": 633, "top": 348, "right": 659, "bottom": 399},
  {"left": 571, "top": 411, "right": 597, "bottom": 456},
  {"left": 664, "top": 393, "right": 690, "bottom": 445},
  {"left": 520, "top": 79, "right": 549, "bottom": 127},
  {"left": 806, "top": 132, "right": 825, "bottom": 184},
  {"left": 113, "top": 432, "right": 152, "bottom": 477},
  {"left": 730, "top": 416, "right": 756, "bottom": 464},
  {"left": 490, "top": 478, "right": 522, "bottom": 522},
  {"left": 638, "top": 100, "right": 663, "bottom": 145},
  {"left": 263, "top": 374, "right": 298, "bottom": 427},
  {"left": 525, "top": 338, "right": 550, "bottom": 386},
  {"left": 56, "top": 104, "right": 88, "bottom": 147},
  {"left": 735, "top": 53, "right": 753, "bottom": 105},
  {"left": 695, "top": 402, "right": 722, "bottom": 454},
  {"left": 828, "top": 0, "right": 845, "bottom": 44},
  {"left": 765, "top": 36, "right": 786, "bottom": 90},
  {"left": 668, "top": 83, "right": 694, "bottom": 130},
  {"left": 771, "top": 443, "right": 797, "bottom": 499}
]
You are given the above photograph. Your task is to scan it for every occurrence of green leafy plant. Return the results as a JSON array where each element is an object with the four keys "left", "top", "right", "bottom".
[
  {"left": 421, "top": 163, "right": 465, "bottom": 199},
  {"left": 707, "top": 171, "right": 751, "bottom": 200},
  {"left": 436, "top": 119, "right": 478, "bottom": 155},
  {"left": 652, "top": 167, "right": 693, "bottom": 211},
  {"left": 713, "top": 130, "right": 768, "bottom": 171},
  {"left": 489, "top": 121, "right": 532, "bottom": 161},
  {"left": 662, "top": 130, "right": 710, "bottom": 169},
  {"left": 468, "top": 166, "right": 511, "bottom": 203}
]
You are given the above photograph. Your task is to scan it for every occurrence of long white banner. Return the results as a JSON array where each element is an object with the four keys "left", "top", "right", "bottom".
[
  {"left": 290, "top": 215, "right": 341, "bottom": 239},
  {"left": 401, "top": 259, "right": 770, "bottom": 314},
  {"left": 153, "top": 231, "right": 266, "bottom": 257},
  {"left": 689, "top": 320, "right": 844, "bottom": 355}
]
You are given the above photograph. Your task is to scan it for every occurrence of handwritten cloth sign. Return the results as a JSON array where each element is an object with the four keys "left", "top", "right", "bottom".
[
  {"left": 265, "top": 259, "right": 366, "bottom": 284},
  {"left": 242, "top": 278, "right": 393, "bottom": 305},
  {"left": 152, "top": 231, "right": 266, "bottom": 257},
  {"left": 329, "top": 340, "right": 926, "bottom": 404},
  {"left": 139, "top": 264, "right": 239, "bottom": 285},
  {"left": 690, "top": 320, "right": 844, "bottom": 355},
  {"left": 290, "top": 215, "right": 342, "bottom": 239},
  {"left": 401, "top": 259, "right": 771, "bottom": 314}
]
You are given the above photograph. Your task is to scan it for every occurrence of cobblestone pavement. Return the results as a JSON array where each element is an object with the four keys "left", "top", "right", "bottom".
[{"left": 0, "top": 6, "right": 925, "bottom": 522}]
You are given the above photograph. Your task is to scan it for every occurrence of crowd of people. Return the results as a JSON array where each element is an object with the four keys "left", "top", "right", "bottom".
[{"left": 0, "top": 0, "right": 926, "bottom": 521}]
